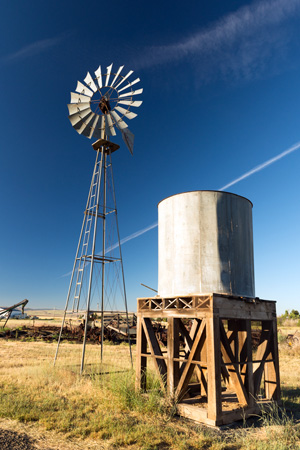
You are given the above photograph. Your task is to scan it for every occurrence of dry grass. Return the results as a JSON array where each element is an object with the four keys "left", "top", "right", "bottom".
[
  {"left": 1, "top": 310, "right": 71, "bottom": 329},
  {"left": 0, "top": 417, "right": 109, "bottom": 450},
  {"left": 1, "top": 310, "right": 112, "bottom": 329},
  {"left": 0, "top": 338, "right": 299, "bottom": 449}
]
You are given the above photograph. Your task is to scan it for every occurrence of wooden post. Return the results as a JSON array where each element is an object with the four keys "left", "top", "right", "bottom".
[
  {"left": 244, "top": 320, "right": 255, "bottom": 406},
  {"left": 265, "top": 319, "right": 281, "bottom": 400},
  {"left": 253, "top": 321, "right": 273, "bottom": 397},
  {"left": 167, "top": 317, "right": 180, "bottom": 397},
  {"left": 207, "top": 315, "right": 222, "bottom": 422},
  {"left": 135, "top": 315, "right": 147, "bottom": 391}
]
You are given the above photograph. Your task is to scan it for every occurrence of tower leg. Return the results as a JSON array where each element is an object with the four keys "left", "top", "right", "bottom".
[
  {"left": 80, "top": 149, "right": 104, "bottom": 374},
  {"left": 54, "top": 149, "right": 103, "bottom": 367},
  {"left": 55, "top": 141, "right": 133, "bottom": 374},
  {"left": 109, "top": 152, "right": 133, "bottom": 366},
  {"left": 100, "top": 150, "right": 107, "bottom": 364}
]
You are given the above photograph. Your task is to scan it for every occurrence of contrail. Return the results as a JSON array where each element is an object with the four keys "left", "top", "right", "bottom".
[
  {"left": 60, "top": 140, "right": 300, "bottom": 278},
  {"left": 106, "top": 140, "right": 300, "bottom": 248},
  {"left": 105, "top": 221, "right": 158, "bottom": 253},
  {"left": 60, "top": 222, "right": 158, "bottom": 278},
  {"left": 1, "top": 33, "right": 70, "bottom": 65},
  {"left": 219, "top": 141, "right": 300, "bottom": 191},
  {"left": 135, "top": 0, "right": 300, "bottom": 82}
]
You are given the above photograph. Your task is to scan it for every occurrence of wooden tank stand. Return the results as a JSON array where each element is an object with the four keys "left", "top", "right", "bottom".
[{"left": 135, "top": 293, "right": 280, "bottom": 427}]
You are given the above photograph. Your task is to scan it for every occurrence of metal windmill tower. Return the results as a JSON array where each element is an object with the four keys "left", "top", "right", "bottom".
[{"left": 54, "top": 64, "right": 143, "bottom": 373}]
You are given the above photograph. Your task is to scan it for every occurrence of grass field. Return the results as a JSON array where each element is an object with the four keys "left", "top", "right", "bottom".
[{"left": 0, "top": 334, "right": 300, "bottom": 450}]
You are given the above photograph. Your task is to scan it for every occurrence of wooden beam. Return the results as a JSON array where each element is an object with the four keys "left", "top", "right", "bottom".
[
  {"left": 175, "top": 320, "right": 206, "bottom": 399},
  {"left": 142, "top": 318, "right": 167, "bottom": 389},
  {"left": 178, "top": 318, "right": 193, "bottom": 344},
  {"left": 220, "top": 321, "right": 249, "bottom": 406},
  {"left": 253, "top": 323, "right": 273, "bottom": 396},
  {"left": 220, "top": 354, "right": 230, "bottom": 386},
  {"left": 178, "top": 318, "right": 208, "bottom": 396}
]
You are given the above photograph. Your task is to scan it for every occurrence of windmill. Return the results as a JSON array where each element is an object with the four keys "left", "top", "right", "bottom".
[{"left": 54, "top": 64, "right": 143, "bottom": 373}]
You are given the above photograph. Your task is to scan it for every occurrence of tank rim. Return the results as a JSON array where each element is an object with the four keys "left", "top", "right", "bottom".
[{"left": 157, "top": 190, "right": 253, "bottom": 208}]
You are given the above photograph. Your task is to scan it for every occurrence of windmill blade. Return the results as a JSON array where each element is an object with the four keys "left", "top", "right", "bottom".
[
  {"left": 114, "top": 70, "right": 133, "bottom": 90},
  {"left": 92, "top": 116, "right": 105, "bottom": 139},
  {"left": 105, "top": 122, "right": 115, "bottom": 137},
  {"left": 121, "top": 128, "right": 135, "bottom": 155},
  {"left": 67, "top": 102, "right": 91, "bottom": 116},
  {"left": 75, "top": 81, "right": 93, "bottom": 97},
  {"left": 94, "top": 65, "right": 103, "bottom": 89},
  {"left": 72, "top": 112, "right": 94, "bottom": 130},
  {"left": 105, "top": 64, "right": 113, "bottom": 87},
  {"left": 118, "top": 100, "right": 143, "bottom": 107},
  {"left": 110, "top": 110, "right": 128, "bottom": 130},
  {"left": 115, "top": 106, "right": 137, "bottom": 119},
  {"left": 69, "top": 108, "right": 93, "bottom": 126},
  {"left": 119, "top": 88, "right": 143, "bottom": 98},
  {"left": 77, "top": 113, "right": 97, "bottom": 135},
  {"left": 117, "top": 77, "right": 140, "bottom": 93},
  {"left": 84, "top": 72, "right": 97, "bottom": 92},
  {"left": 92, "top": 128, "right": 103, "bottom": 140},
  {"left": 106, "top": 113, "right": 116, "bottom": 136},
  {"left": 91, "top": 115, "right": 106, "bottom": 140},
  {"left": 110, "top": 65, "right": 124, "bottom": 87},
  {"left": 85, "top": 115, "right": 101, "bottom": 139},
  {"left": 70, "top": 92, "right": 91, "bottom": 104}
]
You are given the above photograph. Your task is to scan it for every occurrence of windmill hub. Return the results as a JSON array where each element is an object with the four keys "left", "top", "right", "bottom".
[{"left": 99, "top": 96, "right": 111, "bottom": 114}]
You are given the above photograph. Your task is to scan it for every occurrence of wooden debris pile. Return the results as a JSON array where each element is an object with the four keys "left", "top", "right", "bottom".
[{"left": 0, "top": 323, "right": 136, "bottom": 344}]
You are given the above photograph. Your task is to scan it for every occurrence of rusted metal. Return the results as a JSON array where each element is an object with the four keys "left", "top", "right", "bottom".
[
  {"left": 286, "top": 330, "right": 300, "bottom": 347},
  {"left": 99, "top": 96, "right": 111, "bottom": 114},
  {"left": 0, "top": 299, "right": 29, "bottom": 328},
  {"left": 92, "top": 138, "right": 119, "bottom": 153},
  {"left": 141, "top": 283, "right": 158, "bottom": 293}
]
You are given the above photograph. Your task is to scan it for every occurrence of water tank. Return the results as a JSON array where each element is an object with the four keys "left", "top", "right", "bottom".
[{"left": 158, "top": 191, "right": 255, "bottom": 297}]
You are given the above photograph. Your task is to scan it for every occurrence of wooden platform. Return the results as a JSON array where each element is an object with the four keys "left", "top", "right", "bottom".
[{"left": 135, "top": 293, "right": 280, "bottom": 427}]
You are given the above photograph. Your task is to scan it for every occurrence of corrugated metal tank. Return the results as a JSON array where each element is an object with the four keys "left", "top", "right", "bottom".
[{"left": 158, "top": 191, "right": 255, "bottom": 297}]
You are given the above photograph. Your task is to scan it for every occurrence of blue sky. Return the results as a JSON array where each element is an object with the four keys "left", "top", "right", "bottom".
[{"left": 0, "top": 0, "right": 300, "bottom": 314}]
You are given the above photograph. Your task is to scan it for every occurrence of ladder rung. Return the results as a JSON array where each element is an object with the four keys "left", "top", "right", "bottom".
[
  {"left": 78, "top": 269, "right": 83, "bottom": 271},
  {"left": 74, "top": 296, "right": 79, "bottom": 299}
]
